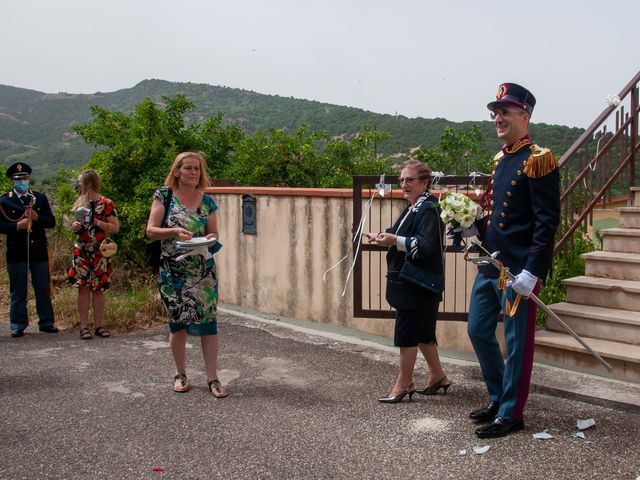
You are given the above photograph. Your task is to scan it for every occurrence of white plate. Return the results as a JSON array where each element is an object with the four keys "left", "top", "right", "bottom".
[{"left": 176, "top": 237, "right": 217, "bottom": 249}]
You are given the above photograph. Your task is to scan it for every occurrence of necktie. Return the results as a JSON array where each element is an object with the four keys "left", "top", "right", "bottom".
[{"left": 20, "top": 195, "right": 29, "bottom": 206}]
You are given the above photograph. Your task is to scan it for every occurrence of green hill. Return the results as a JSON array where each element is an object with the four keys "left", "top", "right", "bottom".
[{"left": 0, "top": 79, "right": 585, "bottom": 179}]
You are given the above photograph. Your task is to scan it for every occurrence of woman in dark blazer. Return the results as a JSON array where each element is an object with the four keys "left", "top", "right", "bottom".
[{"left": 366, "top": 159, "right": 449, "bottom": 403}]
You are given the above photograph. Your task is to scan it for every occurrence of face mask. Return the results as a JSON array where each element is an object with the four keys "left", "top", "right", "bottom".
[{"left": 14, "top": 180, "right": 29, "bottom": 193}]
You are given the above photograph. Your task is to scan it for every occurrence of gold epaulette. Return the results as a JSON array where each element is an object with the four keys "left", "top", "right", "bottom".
[
  {"left": 524, "top": 144, "right": 558, "bottom": 178},
  {"left": 493, "top": 151, "right": 504, "bottom": 162}
]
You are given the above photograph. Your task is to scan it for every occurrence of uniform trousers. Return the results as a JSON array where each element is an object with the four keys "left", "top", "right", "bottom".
[
  {"left": 7, "top": 261, "right": 55, "bottom": 331},
  {"left": 467, "top": 273, "right": 539, "bottom": 421}
]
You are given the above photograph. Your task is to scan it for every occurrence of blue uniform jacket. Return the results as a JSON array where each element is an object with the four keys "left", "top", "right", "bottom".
[
  {"left": 385, "top": 193, "right": 445, "bottom": 309},
  {"left": 0, "top": 190, "right": 55, "bottom": 263},
  {"left": 478, "top": 143, "right": 560, "bottom": 279}
]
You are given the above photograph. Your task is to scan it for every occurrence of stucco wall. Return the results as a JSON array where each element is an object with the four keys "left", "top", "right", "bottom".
[{"left": 209, "top": 186, "right": 484, "bottom": 353}]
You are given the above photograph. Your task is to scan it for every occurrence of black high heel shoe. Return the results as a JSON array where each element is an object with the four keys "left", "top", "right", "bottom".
[
  {"left": 416, "top": 377, "right": 451, "bottom": 395},
  {"left": 378, "top": 384, "right": 416, "bottom": 403}
]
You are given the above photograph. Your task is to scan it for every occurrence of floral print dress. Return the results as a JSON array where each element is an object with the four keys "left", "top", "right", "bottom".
[
  {"left": 68, "top": 197, "right": 117, "bottom": 291},
  {"left": 155, "top": 188, "right": 219, "bottom": 336}
]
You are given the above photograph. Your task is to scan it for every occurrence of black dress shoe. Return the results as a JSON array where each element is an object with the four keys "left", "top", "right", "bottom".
[
  {"left": 39, "top": 326, "right": 59, "bottom": 333},
  {"left": 11, "top": 329, "right": 24, "bottom": 338},
  {"left": 475, "top": 417, "right": 524, "bottom": 439},
  {"left": 468, "top": 400, "right": 500, "bottom": 422}
]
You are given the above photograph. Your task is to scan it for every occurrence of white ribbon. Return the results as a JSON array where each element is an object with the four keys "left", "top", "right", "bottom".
[
  {"left": 469, "top": 171, "right": 490, "bottom": 197},
  {"left": 322, "top": 189, "right": 377, "bottom": 297}
]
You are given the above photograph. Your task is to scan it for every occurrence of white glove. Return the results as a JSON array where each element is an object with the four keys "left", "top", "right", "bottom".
[
  {"left": 461, "top": 224, "right": 479, "bottom": 238},
  {"left": 508, "top": 269, "right": 538, "bottom": 297}
]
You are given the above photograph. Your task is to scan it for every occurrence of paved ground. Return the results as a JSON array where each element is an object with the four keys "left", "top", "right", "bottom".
[{"left": 1, "top": 308, "right": 640, "bottom": 480}]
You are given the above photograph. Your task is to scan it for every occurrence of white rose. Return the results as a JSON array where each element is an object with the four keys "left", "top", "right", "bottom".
[{"left": 460, "top": 214, "right": 474, "bottom": 228}]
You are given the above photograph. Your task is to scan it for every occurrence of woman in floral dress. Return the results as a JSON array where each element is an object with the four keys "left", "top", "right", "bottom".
[
  {"left": 146, "top": 152, "right": 227, "bottom": 398},
  {"left": 68, "top": 169, "right": 120, "bottom": 340}
]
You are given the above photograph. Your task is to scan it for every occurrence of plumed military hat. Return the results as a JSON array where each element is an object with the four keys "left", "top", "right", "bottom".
[
  {"left": 6, "top": 162, "right": 32, "bottom": 179},
  {"left": 487, "top": 83, "right": 536, "bottom": 114}
]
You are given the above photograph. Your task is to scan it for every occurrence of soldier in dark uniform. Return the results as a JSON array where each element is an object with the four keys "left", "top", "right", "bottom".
[
  {"left": 466, "top": 83, "right": 560, "bottom": 438},
  {"left": 0, "top": 162, "right": 58, "bottom": 337}
]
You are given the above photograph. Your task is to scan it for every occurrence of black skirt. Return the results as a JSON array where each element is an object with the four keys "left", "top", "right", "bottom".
[{"left": 394, "top": 296, "right": 440, "bottom": 347}]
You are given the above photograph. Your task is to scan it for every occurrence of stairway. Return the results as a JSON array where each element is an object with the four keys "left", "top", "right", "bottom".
[{"left": 535, "top": 187, "right": 640, "bottom": 382}]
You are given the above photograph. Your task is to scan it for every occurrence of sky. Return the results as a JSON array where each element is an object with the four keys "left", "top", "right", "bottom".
[{"left": 2, "top": 0, "right": 639, "bottom": 128}]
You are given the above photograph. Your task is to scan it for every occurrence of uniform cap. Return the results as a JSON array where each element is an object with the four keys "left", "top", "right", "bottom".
[
  {"left": 487, "top": 83, "right": 536, "bottom": 114},
  {"left": 6, "top": 162, "right": 32, "bottom": 179}
]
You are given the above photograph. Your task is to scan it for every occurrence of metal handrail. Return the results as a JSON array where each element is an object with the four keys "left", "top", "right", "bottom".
[
  {"left": 558, "top": 71, "right": 640, "bottom": 167},
  {"left": 554, "top": 71, "right": 640, "bottom": 253}
]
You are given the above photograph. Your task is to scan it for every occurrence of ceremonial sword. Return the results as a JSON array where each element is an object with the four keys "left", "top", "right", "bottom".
[{"left": 463, "top": 240, "right": 613, "bottom": 372}]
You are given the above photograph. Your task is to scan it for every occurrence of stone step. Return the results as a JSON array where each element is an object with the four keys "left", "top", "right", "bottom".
[
  {"left": 547, "top": 302, "right": 640, "bottom": 345},
  {"left": 618, "top": 206, "right": 640, "bottom": 228},
  {"left": 563, "top": 275, "right": 640, "bottom": 311},
  {"left": 582, "top": 250, "right": 640, "bottom": 281},
  {"left": 535, "top": 330, "right": 640, "bottom": 382},
  {"left": 600, "top": 227, "right": 640, "bottom": 253}
]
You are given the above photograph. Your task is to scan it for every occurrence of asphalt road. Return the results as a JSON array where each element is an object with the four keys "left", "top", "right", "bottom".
[{"left": 1, "top": 312, "right": 639, "bottom": 479}]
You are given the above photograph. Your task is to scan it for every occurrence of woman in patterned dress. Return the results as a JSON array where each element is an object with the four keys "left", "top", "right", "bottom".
[
  {"left": 68, "top": 169, "right": 120, "bottom": 340},
  {"left": 146, "top": 152, "right": 227, "bottom": 398}
]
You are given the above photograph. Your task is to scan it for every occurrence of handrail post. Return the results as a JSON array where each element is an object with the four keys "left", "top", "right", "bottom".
[{"left": 631, "top": 83, "right": 639, "bottom": 186}]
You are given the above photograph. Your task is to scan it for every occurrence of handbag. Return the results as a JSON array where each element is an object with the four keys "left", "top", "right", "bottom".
[
  {"left": 398, "top": 259, "right": 444, "bottom": 297},
  {"left": 145, "top": 188, "right": 173, "bottom": 268},
  {"left": 99, "top": 237, "right": 118, "bottom": 257},
  {"left": 88, "top": 199, "right": 117, "bottom": 258}
]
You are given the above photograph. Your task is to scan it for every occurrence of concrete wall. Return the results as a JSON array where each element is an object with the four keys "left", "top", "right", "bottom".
[{"left": 209, "top": 186, "right": 483, "bottom": 353}]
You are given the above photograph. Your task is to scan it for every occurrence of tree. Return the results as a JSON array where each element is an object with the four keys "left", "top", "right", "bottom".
[
  {"left": 224, "top": 124, "right": 395, "bottom": 188},
  {"left": 69, "top": 95, "right": 397, "bottom": 266},
  {"left": 224, "top": 126, "right": 325, "bottom": 187},
  {"left": 413, "top": 126, "right": 492, "bottom": 175},
  {"left": 321, "top": 125, "right": 394, "bottom": 187},
  {"left": 70, "top": 95, "right": 241, "bottom": 264}
]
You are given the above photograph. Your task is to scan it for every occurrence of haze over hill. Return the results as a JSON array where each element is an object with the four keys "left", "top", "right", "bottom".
[{"left": 0, "top": 79, "right": 584, "bottom": 179}]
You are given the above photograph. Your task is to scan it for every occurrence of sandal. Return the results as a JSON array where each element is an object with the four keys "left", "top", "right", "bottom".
[
  {"left": 208, "top": 379, "right": 228, "bottom": 398},
  {"left": 79, "top": 327, "right": 92, "bottom": 340},
  {"left": 94, "top": 327, "right": 111, "bottom": 338},
  {"left": 173, "top": 373, "right": 191, "bottom": 393}
]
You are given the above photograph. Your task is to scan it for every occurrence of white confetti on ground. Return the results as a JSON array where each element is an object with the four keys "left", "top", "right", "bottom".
[
  {"left": 217, "top": 369, "right": 241, "bottom": 384},
  {"left": 473, "top": 446, "right": 491, "bottom": 455},
  {"left": 410, "top": 417, "right": 449, "bottom": 433},
  {"left": 577, "top": 418, "right": 596, "bottom": 431},
  {"left": 533, "top": 431, "right": 554, "bottom": 440},
  {"left": 140, "top": 340, "right": 169, "bottom": 349},
  {"left": 25, "top": 347, "right": 65, "bottom": 358},
  {"left": 103, "top": 381, "right": 131, "bottom": 394}
]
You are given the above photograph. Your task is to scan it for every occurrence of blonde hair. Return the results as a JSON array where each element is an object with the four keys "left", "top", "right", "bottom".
[
  {"left": 398, "top": 159, "right": 433, "bottom": 189},
  {"left": 164, "top": 151, "right": 211, "bottom": 191},
  {"left": 72, "top": 169, "right": 101, "bottom": 210}
]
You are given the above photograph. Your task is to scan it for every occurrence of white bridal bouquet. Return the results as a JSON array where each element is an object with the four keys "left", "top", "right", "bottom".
[{"left": 439, "top": 192, "right": 483, "bottom": 233}]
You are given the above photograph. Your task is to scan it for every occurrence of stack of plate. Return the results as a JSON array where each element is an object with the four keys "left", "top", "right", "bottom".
[{"left": 176, "top": 237, "right": 217, "bottom": 249}]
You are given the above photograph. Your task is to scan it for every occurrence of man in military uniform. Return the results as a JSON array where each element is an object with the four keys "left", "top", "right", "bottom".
[
  {"left": 466, "top": 83, "right": 560, "bottom": 438},
  {"left": 0, "top": 162, "right": 58, "bottom": 337}
]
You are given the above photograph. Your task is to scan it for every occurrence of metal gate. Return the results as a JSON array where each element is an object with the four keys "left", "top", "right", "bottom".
[{"left": 352, "top": 175, "right": 490, "bottom": 320}]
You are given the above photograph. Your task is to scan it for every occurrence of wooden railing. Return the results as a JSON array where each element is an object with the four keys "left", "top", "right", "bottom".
[{"left": 555, "top": 71, "right": 640, "bottom": 252}]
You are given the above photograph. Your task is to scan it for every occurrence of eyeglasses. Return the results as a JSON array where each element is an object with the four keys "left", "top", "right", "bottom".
[
  {"left": 399, "top": 176, "right": 426, "bottom": 185},
  {"left": 490, "top": 108, "right": 527, "bottom": 120}
]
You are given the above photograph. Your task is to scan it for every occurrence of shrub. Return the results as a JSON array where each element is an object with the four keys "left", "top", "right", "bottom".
[{"left": 537, "top": 226, "right": 595, "bottom": 325}]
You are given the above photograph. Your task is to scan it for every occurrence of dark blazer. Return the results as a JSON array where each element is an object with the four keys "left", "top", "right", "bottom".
[
  {"left": 385, "top": 193, "right": 444, "bottom": 310},
  {"left": 478, "top": 143, "right": 560, "bottom": 279},
  {"left": 0, "top": 190, "right": 55, "bottom": 263}
]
